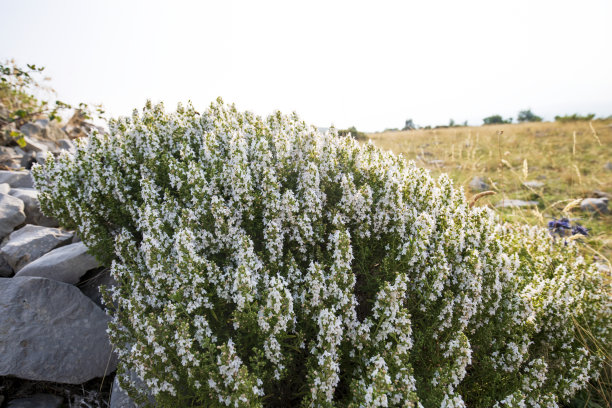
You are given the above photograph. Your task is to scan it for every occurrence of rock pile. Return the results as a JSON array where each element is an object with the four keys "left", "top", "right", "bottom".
[{"left": 0, "top": 119, "right": 121, "bottom": 406}]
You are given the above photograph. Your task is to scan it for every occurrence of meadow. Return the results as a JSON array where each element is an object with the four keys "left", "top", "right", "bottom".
[{"left": 365, "top": 120, "right": 612, "bottom": 264}]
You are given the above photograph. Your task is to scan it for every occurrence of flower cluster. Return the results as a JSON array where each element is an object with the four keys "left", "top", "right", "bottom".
[
  {"left": 548, "top": 218, "right": 589, "bottom": 238},
  {"left": 33, "top": 99, "right": 610, "bottom": 407}
]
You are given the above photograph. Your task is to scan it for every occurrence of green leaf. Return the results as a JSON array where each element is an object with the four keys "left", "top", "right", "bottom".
[
  {"left": 10, "top": 131, "right": 27, "bottom": 148},
  {"left": 12, "top": 109, "right": 28, "bottom": 119}
]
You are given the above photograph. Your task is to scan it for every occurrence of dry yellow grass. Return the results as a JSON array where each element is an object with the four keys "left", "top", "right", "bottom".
[{"left": 365, "top": 119, "right": 612, "bottom": 261}]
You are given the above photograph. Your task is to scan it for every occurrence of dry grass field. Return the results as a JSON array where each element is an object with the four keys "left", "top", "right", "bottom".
[{"left": 365, "top": 120, "right": 612, "bottom": 263}]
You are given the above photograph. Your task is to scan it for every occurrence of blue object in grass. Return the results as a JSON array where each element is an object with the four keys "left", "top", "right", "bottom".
[{"left": 548, "top": 218, "right": 588, "bottom": 238}]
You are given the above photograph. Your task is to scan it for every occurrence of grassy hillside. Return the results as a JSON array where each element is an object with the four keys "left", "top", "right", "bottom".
[{"left": 365, "top": 120, "right": 612, "bottom": 263}]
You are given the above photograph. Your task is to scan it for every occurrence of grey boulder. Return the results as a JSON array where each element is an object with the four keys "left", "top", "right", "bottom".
[
  {"left": 0, "top": 182, "right": 10, "bottom": 194},
  {"left": 496, "top": 199, "right": 539, "bottom": 208},
  {"left": 16, "top": 242, "right": 100, "bottom": 284},
  {"left": 7, "top": 394, "right": 63, "bottom": 408},
  {"left": 0, "top": 170, "right": 34, "bottom": 188},
  {"left": 0, "top": 193, "right": 26, "bottom": 240},
  {"left": 9, "top": 188, "right": 59, "bottom": 227},
  {"left": 469, "top": 176, "right": 489, "bottom": 192},
  {"left": 581, "top": 197, "right": 609, "bottom": 214},
  {"left": 0, "top": 225, "right": 73, "bottom": 272},
  {"left": 21, "top": 135, "right": 50, "bottom": 153},
  {"left": 0, "top": 276, "right": 117, "bottom": 384},
  {"left": 20, "top": 119, "right": 66, "bottom": 142}
]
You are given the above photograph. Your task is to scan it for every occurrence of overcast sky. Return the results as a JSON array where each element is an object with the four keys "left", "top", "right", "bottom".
[{"left": 2, "top": 0, "right": 611, "bottom": 131}]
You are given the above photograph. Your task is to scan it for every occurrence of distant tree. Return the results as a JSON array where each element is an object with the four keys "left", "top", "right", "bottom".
[
  {"left": 554, "top": 113, "right": 596, "bottom": 123},
  {"left": 463, "top": 120, "right": 468, "bottom": 127},
  {"left": 338, "top": 126, "right": 367, "bottom": 139},
  {"left": 449, "top": 119, "right": 455, "bottom": 127},
  {"left": 517, "top": 109, "right": 542, "bottom": 123},
  {"left": 483, "top": 115, "right": 512, "bottom": 125},
  {"left": 403, "top": 119, "right": 416, "bottom": 131}
]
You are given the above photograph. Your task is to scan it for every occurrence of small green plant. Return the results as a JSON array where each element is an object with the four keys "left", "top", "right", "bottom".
[
  {"left": 0, "top": 60, "right": 104, "bottom": 146},
  {"left": 34, "top": 100, "right": 610, "bottom": 407}
]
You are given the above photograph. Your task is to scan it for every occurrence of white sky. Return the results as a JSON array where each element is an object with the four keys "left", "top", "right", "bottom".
[{"left": 2, "top": 0, "right": 611, "bottom": 131}]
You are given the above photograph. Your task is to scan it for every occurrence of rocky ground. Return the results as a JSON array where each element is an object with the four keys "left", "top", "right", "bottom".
[{"left": 0, "top": 118, "right": 134, "bottom": 407}]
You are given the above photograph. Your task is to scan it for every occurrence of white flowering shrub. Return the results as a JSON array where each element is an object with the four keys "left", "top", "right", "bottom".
[{"left": 33, "top": 100, "right": 610, "bottom": 407}]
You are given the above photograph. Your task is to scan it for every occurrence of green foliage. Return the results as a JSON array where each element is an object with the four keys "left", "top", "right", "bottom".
[
  {"left": 555, "top": 113, "right": 596, "bottom": 123},
  {"left": 517, "top": 110, "right": 543, "bottom": 123},
  {"left": 34, "top": 100, "right": 611, "bottom": 407},
  {"left": 483, "top": 115, "right": 513, "bottom": 125}
]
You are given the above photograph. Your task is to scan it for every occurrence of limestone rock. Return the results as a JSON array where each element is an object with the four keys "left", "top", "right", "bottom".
[
  {"left": 57, "top": 138, "right": 76, "bottom": 153},
  {"left": 16, "top": 242, "right": 100, "bottom": 284},
  {"left": 581, "top": 197, "right": 609, "bottom": 214},
  {"left": 0, "top": 146, "right": 23, "bottom": 169},
  {"left": 20, "top": 119, "right": 66, "bottom": 142},
  {"left": 469, "top": 176, "right": 490, "bottom": 192},
  {"left": 0, "top": 193, "right": 26, "bottom": 240},
  {"left": 0, "top": 170, "right": 34, "bottom": 188},
  {"left": 21, "top": 135, "right": 50, "bottom": 153},
  {"left": 9, "top": 188, "right": 58, "bottom": 227},
  {"left": 0, "top": 225, "right": 73, "bottom": 272},
  {"left": 0, "top": 276, "right": 117, "bottom": 384},
  {"left": 496, "top": 199, "right": 539, "bottom": 208},
  {"left": 0, "top": 182, "right": 10, "bottom": 194},
  {"left": 7, "top": 394, "right": 63, "bottom": 408},
  {"left": 604, "top": 162, "right": 612, "bottom": 171},
  {"left": 523, "top": 180, "right": 544, "bottom": 189}
]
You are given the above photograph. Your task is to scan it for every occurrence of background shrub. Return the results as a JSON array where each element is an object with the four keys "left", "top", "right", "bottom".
[
  {"left": 555, "top": 113, "right": 596, "bottom": 123},
  {"left": 517, "top": 110, "right": 543, "bottom": 123},
  {"left": 483, "top": 115, "right": 513, "bottom": 125},
  {"left": 34, "top": 99, "right": 610, "bottom": 407}
]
